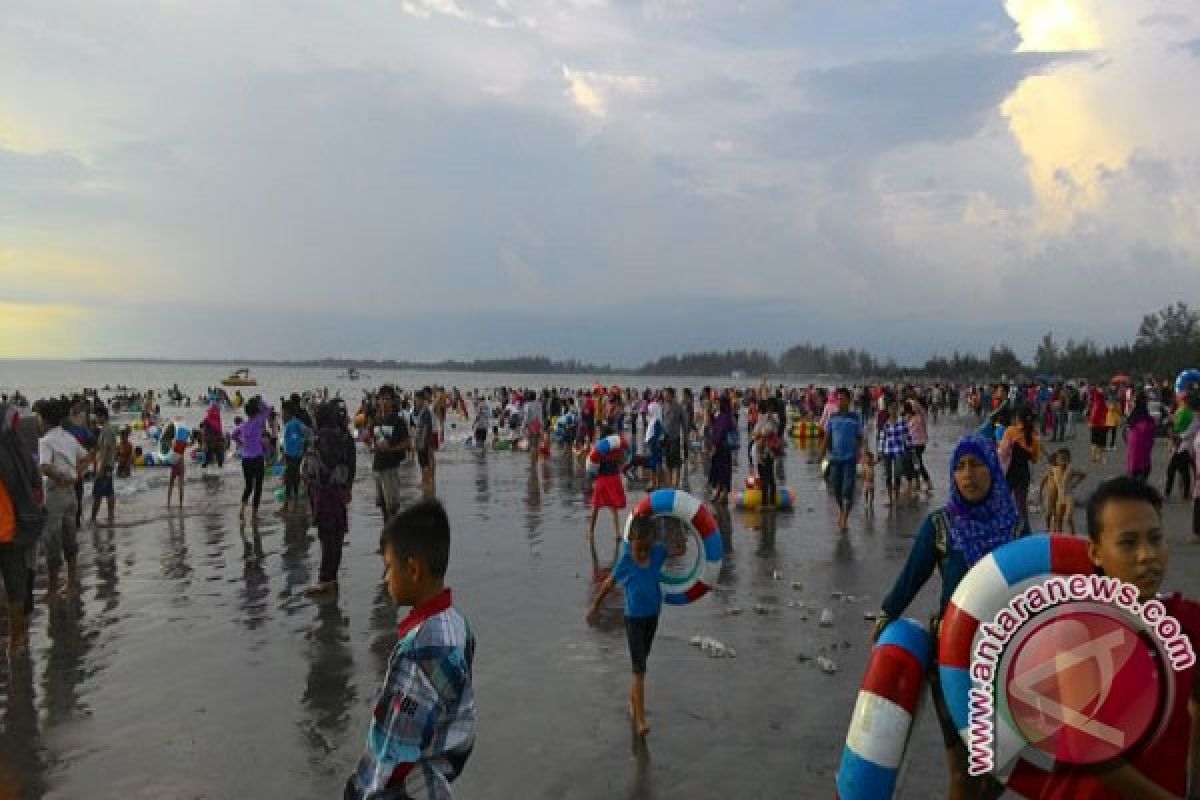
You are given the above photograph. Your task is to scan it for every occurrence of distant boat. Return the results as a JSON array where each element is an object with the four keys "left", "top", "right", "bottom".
[{"left": 220, "top": 368, "right": 258, "bottom": 387}]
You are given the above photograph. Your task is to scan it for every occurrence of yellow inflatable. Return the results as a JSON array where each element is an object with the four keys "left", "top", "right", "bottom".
[{"left": 736, "top": 486, "right": 795, "bottom": 510}]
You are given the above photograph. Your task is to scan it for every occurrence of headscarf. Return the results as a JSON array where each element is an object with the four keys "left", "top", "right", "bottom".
[
  {"left": 945, "top": 433, "right": 1020, "bottom": 567},
  {"left": 645, "top": 402, "right": 662, "bottom": 443}
]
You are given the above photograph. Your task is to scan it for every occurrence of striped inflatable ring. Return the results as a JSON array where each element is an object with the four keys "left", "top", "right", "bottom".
[
  {"left": 586, "top": 433, "right": 629, "bottom": 478},
  {"left": 1176, "top": 368, "right": 1200, "bottom": 394},
  {"left": 938, "top": 534, "right": 1093, "bottom": 778},
  {"left": 836, "top": 618, "right": 930, "bottom": 799},
  {"left": 624, "top": 488, "right": 723, "bottom": 605}
]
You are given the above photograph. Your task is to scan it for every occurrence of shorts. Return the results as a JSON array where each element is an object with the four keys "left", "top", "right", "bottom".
[
  {"left": 93, "top": 470, "right": 115, "bottom": 500},
  {"left": 625, "top": 615, "right": 659, "bottom": 675},
  {"left": 170, "top": 459, "right": 185, "bottom": 479},
  {"left": 827, "top": 459, "right": 856, "bottom": 509},
  {"left": 375, "top": 467, "right": 404, "bottom": 512},
  {"left": 43, "top": 488, "right": 79, "bottom": 571},
  {"left": 0, "top": 544, "right": 29, "bottom": 603},
  {"left": 1090, "top": 427, "right": 1107, "bottom": 448},
  {"left": 665, "top": 439, "right": 682, "bottom": 469},
  {"left": 592, "top": 474, "right": 626, "bottom": 510}
]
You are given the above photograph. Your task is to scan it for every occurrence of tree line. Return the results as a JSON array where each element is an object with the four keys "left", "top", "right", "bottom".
[{"left": 89, "top": 303, "right": 1198, "bottom": 381}]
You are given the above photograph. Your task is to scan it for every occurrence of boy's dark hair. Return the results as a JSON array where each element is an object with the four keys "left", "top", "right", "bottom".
[
  {"left": 34, "top": 397, "right": 68, "bottom": 427},
  {"left": 380, "top": 499, "right": 451, "bottom": 578},
  {"left": 837, "top": 387, "right": 851, "bottom": 400},
  {"left": 1086, "top": 477, "right": 1163, "bottom": 541},
  {"left": 629, "top": 515, "right": 655, "bottom": 542}
]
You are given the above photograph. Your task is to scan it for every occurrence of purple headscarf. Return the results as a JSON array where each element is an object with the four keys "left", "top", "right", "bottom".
[{"left": 946, "top": 433, "right": 1020, "bottom": 567}]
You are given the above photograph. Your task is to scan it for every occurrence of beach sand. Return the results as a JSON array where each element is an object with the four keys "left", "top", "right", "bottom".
[{"left": 2, "top": 415, "right": 1197, "bottom": 799}]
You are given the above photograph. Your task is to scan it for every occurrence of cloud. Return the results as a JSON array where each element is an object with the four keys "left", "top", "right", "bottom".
[{"left": 1, "top": 0, "right": 1198, "bottom": 364}]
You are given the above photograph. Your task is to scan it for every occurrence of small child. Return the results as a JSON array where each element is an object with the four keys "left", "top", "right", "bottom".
[
  {"left": 165, "top": 423, "right": 190, "bottom": 508},
  {"left": 588, "top": 424, "right": 627, "bottom": 542},
  {"left": 861, "top": 451, "right": 876, "bottom": 510},
  {"left": 587, "top": 516, "right": 668, "bottom": 737},
  {"left": 1037, "top": 448, "right": 1086, "bottom": 534},
  {"left": 345, "top": 499, "right": 476, "bottom": 799},
  {"left": 116, "top": 427, "right": 133, "bottom": 479}
]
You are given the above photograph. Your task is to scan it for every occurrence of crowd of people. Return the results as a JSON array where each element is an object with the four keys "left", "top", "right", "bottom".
[{"left": 3, "top": 372, "right": 1200, "bottom": 798}]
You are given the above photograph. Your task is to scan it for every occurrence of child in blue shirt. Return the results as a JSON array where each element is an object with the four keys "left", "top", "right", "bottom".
[
  {"left": 279, "top": 402, "right": 310, "bottom": 516},
  {"left": 587, "top": 517, "right": 668, "bottom": 737}
]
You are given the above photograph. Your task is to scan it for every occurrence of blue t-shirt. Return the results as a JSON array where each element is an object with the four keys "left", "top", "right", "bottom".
[
  {"left": 824, "top": 412, "right": 862, "bottom": 462},
  {"left": 612, "top": 542, "right": 668, "bottom": 619},
  {"left": 283, "top": 418, "right": 309, "bottom": 458}
]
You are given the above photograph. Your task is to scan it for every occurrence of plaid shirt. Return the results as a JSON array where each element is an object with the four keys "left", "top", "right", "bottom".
[
  {"left": 877, "top": 419, "right": 912, "bottom": 457},
  {"left": 346, "top": 590, "right": 476, "bottom": 800}
]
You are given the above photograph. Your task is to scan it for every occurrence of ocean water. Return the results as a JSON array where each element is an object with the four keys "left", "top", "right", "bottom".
[{"left": 0, "top": 360, "right": 808, "bottom": 406}]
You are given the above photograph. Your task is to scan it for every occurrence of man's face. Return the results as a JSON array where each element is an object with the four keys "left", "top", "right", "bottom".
[
  {"left": 837, "top": 393, "right": 850, "bottom": 413},
  {"left": 1089, "top": 500, "right": 1166, "bottom": 602}
]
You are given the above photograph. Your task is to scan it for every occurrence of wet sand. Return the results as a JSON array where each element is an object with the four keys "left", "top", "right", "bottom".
[{"left": 3, "top": 417, "right": 1198, "bottom": 799}]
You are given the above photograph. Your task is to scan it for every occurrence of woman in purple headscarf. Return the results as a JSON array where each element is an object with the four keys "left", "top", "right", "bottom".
[
  {"left": 707, "top": 394, "right": 735, "bottom": 504},
  {"left": 872, "top": 432, "right": 1026, "bottom": 800}
]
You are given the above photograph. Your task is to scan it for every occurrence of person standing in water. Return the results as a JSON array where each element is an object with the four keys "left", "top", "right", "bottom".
[{"left": 232, "top": 396, "right": 272, "bottom": 521}]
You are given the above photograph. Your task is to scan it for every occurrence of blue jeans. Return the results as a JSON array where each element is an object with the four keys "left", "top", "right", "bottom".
[{"left": 828, "top": 459, "right": 856, "bottom": 510}]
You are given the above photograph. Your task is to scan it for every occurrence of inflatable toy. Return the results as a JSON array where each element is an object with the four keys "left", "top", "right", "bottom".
[
  {"left": 938, "top": 534, "right": 1093, "bottom": 779},
  {"left": 623, "top": 489, "right": 722, "bottom": 605},
  {"left": 587, "top": 433, "right": 630, "bottom": 478},
  {"left": 1176, "top": 368, "right": 1200, "bottom": 395},
  {"left": 735, "top": 486, "right": 795, "bottom": 510},
  {"left": 836, "top": 618, "right": 929, "bottom": 799}
]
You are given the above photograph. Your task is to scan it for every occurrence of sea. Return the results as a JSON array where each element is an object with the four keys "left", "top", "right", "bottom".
[{"left": 0, "top": 360, "right": 815, "bottom": 406}]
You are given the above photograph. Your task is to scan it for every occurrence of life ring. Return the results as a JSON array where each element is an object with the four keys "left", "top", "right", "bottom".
[
  {"left": 587, "top": 433, "right": 629, "bottom": 477},
  {"left": 1175, "top": 368, "right": 1200, "bottom": 394},
  {"left": 938, "top": 534, "right": 1093, "bottom": 778},
  {"left": 735, "top": 486, "right": 795, "bottom": 510},
  {"left": 623, "top": 488, "right": 722, "bottom": 606},
  {"left": 836, "top": 617, "right": 930, "bottom": 800}
]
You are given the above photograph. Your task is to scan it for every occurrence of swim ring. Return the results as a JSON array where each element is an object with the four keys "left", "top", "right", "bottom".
[
  {"left": 836, "top": 617, "right": 929, "bottom": 799},
  {"left": 587, "top": 433, "right": 629, "bottom": 478},
  {"left": 1176, "top": 368, "right": 1200, "bottom": 394},
  {"left": 938, "top": 534, "right": 1094, "bottom": 780},
  {"left": 623, "top": 488, "right": 722, "bottom": 606}
]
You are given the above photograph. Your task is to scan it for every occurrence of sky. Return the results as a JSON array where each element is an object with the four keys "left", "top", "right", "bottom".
[{"left": 2, "top": 0, "right": 1199, "bottom": 365}]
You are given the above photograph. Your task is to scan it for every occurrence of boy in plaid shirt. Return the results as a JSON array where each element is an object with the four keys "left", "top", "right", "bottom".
[{"left": 345, "top": 499, "right": 476, "bottom": 800}]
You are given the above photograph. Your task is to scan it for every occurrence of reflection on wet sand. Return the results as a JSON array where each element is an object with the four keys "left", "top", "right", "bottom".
[{"left": 300, "top": 600, "right": 356, "bottom": 776}]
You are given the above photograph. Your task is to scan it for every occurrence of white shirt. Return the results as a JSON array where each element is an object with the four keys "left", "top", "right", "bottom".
[{"left": 39, "top": 426, "right": 87, "bottom": 483}]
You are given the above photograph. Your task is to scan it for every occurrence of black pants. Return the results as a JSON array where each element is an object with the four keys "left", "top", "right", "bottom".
[
  {"left": 206, "top": 444, "right": 225, "bottom": 468},
  {"left": 1166, "top": 453, "right": 1192, "bottom": 499},
  {"left": 74, "top": 479, "right": 84, "bottom": 528},
  {"left": 317, "top": 524, "right": 344, "bottom": 584},
  {"left": 758, "top": 459, "right": 777, "bottom": 507},
  {"left": 910, "top": 444, "right": 931, "bottom": 485},
  {"left": 241, "top": 456, "right": 265, "bottom": 508}
]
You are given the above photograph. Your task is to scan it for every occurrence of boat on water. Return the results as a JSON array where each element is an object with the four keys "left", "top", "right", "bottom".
[{"left": 220, "top": 368, "right": 258, "bottom": 387}]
